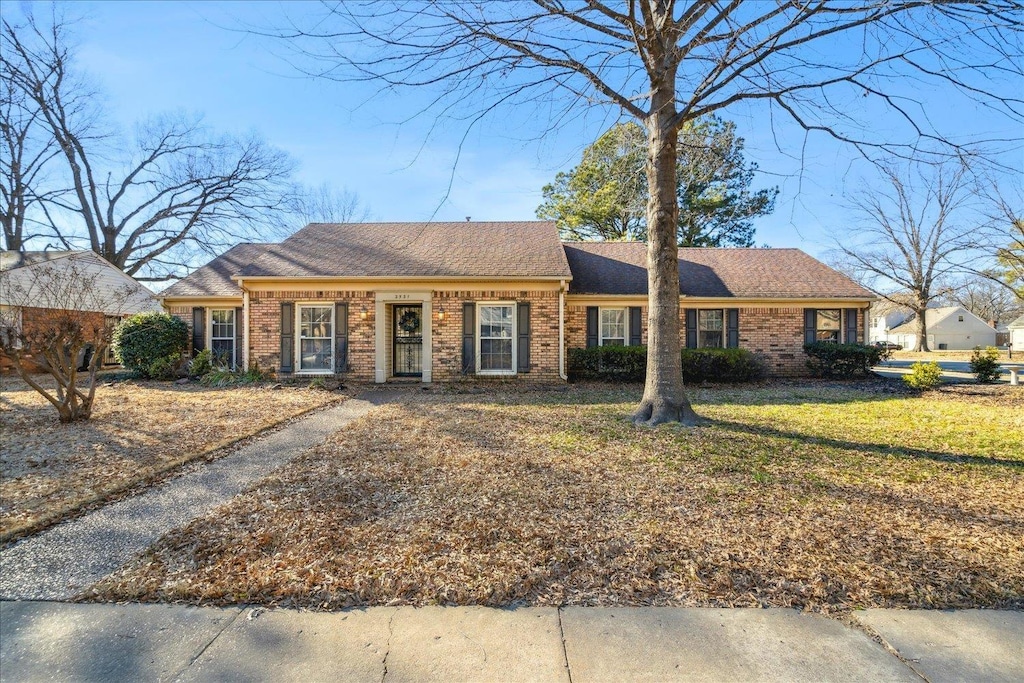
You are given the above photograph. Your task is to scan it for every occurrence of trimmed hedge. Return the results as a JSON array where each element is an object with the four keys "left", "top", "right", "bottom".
[
  {"left": 803, "top": 342, "right": 885, "bottom": 378},
  {"left": 567, "top": 345, "right": 764, "bottom": 383},
  {"left": 113, "top": 312, "right": 189, "bottom": 379}
]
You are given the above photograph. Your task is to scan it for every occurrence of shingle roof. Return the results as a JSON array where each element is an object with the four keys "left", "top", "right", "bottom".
[
  {"left": 1, "top": 250, "right": 81, "bottom": 271},
  {"left": 238, "top": 222, "right": 573, "bottom": 279},
  {"left": 563, "top": 242, "right": 874, "bottom": 299},
  {"left": 160, "top": 243, "right": 272, "bottom": 298}
]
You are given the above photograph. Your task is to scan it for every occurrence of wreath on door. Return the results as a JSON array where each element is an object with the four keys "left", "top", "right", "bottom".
[{"left": 398, "top": 309, "right": 420, "bottom": 333}]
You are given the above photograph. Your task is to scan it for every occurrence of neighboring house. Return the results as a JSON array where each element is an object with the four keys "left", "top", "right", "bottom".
[
  {"left": 868, "top": 299, "right": 915, "bottom": 344},
  {"left": 160, "top": 221, "right": 876, "bottom": 381},
  {"left": 886, "top": 306, "right": 997, "bottom": 350},
  {"left": 0, "top": 251, "right": 159, "bottom": 370},
  {"left": 1008, "top": 314, "right": 1024, "bottom": 351}
]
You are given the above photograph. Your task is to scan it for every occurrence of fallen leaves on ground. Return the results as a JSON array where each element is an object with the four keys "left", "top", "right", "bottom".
[
  {"left": 0, "top": 374, "right": 345, "bottom": 536},
  {"left": 87, "top": 380, "right": 1023, "bottom": 613}
]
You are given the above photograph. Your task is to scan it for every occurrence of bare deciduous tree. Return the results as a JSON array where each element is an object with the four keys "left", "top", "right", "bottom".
[
  {"left": 289, "top": 182, "right": 372, "bottom": 225},
  {"left": 939, "top": 274, "right": 1023, "bottom": 325},
  {"left": 837, "top": 162, "right": 990, "bottom": 352},
  {"left": 271, "top": 1, "right": 1022, "bottom": 424},
  {"left": 0, "top": 254, "right": 136, "bottom": 422},
  {"left": 1, "top": 13, "right": 296, "bottom": 281}
]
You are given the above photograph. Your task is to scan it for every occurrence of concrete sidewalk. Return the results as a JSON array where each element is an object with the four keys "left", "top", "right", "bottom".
[{"left": 2, "top": 602, "right": 1021, "bottom": 682}]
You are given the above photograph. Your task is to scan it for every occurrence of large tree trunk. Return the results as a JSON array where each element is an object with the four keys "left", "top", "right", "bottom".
[
  {"left": 633, "top": 83, "right": 700, "bottom": 427},
  {"left": 914, "top": 302, "right": 930, "bottom": 352}
]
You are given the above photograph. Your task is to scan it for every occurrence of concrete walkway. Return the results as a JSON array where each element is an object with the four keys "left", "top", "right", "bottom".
[
  {"left": 0, "top": 395, "right": 384, "bottom": 601},
  {"left": 1, "top": 602, "right": 1021, "bottom": 682}
]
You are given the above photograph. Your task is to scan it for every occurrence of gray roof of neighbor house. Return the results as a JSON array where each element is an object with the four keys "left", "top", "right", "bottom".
[
  {"left": 1, "top": 250, "right": 83, "bottom": 271},
  {"left": 563, "top": 242, "right": 875, "bottom": 298},
  {"left": 160, "top": 243, "right": 272, "bottom": 298},
  {"left": 1009, "top": 313, "right": 1024, "bottom": 329},
  {"left": 238, "top": 222, "right": 573, "bottom": 279}
]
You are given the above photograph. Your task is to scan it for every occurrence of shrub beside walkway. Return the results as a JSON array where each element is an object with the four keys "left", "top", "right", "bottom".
[{"left": 0, "top": 395, "right": 383, "bottom": 601}]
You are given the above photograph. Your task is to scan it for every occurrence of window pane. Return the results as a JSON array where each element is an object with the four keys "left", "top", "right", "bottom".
[
  {"left": 817, "top": 309, "right": 841, "bottom": 331},
  {"left": 700, "top": 331, "right": 723, "bottom": 348},
  {"left": 698, "top": 310, "right": 723, "bottom": 331},
  {"left": 211, "top": 309, "right": 234, "bottom": 338},
  {"left": 300, "top": 339, "right": 332, "bottom": 370},
  {"left": 479, "top": 305, "right": 514, "bottom": 370},
  {"left": 211, "top": 339, "right": 234, "bottom": 367},
  {"left": 300, "top": 306, "right": 333, "bottom": 339},
  {"left": 601, "top": 309, "right": 626, "bottom": 345},
  {"left": 816, "top": 330, "right": 840, "bottom": 343},
  {"left": 480, "top": 338, "right": 513, "bottom": 370}
]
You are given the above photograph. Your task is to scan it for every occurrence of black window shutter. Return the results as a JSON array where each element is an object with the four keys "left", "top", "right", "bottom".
[
  {"left": 191, "top": 307, "right": 205, "bottom": 356},
  {"left": 629, "top": 307, "right": 642, "bottom": 346},
  {"left": 280, "top": 302, "right": 294, "bottom": 373},
  {"left": 586, "top": 307, "right": 599, "bottom": 348},
  {"left": 685, "top": 309, "right": 698, "bottom": 349},
  {"left": 804, "top": 309, "right": 817, "bottom": 345},
  {"left": 726, "top": 308, "right": 740, "bottom": 349},
  {"left": 517, "top": 302, "right": 530, "bottom": 372},
  {"left": 335, "top": 302, "right": 349, "bottom": 373},
  {"left": 234, "top": 307, "right": 244, "bottom": 370},
  {"left": 462, "top": 302, "right": 475, "bottom": 374},
  {"left": 845, "top": 308, "right": 858, "bottom": 344}
]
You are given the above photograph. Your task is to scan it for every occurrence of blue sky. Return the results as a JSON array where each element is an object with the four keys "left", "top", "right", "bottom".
[{"left": 12, "top": 1, "right": 1023, "bottom": 260}]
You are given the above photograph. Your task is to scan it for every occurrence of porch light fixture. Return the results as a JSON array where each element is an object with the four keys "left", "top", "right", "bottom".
[
  {"left": 360, "top": 306, "right": 368, "bottom": 320},
  {"left": 437, "top": 306, "right": 446, "bottom": 321}
]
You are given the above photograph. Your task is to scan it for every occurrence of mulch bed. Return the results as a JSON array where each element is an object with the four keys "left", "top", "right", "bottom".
[{"left": 86, "top": 381, "right": 1023, "bottom": 613}]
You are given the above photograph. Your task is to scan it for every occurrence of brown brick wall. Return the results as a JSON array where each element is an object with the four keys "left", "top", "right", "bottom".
[
  {"left": 565, "top": 303, "right": 868, "bottom": 377},
  {"left": 243, "top": 288, "right": 562, "bottom": 382},
  {"left": 1, "top": 306, "right": 107, "bottom": 373}
]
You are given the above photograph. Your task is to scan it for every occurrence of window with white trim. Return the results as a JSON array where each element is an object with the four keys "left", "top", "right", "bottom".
[
  {"left": 0, "top": 305, "right": 22, "bottom": 349},
  {"left": 478, "top": 303, "right": 515, "bottom": 374},
  {"left": 600, "top": 308, "right": 627, "bottom": 346},
  {"left": 210, "top": 309, "right": 236, "bottom": 369},
  {"left": 698, "top": 310, "right": 724, "bottom": 348},
  {"left": 816, "top": 309, "right": 841, "bottom": 343},
  {"left": 298, "top": 305, "right": 333, "bottom": 372}
]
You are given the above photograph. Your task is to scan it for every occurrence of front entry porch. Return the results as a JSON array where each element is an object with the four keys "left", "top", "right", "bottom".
[{"left": 375, "top": 292, "right": 432, "bottom": 383}]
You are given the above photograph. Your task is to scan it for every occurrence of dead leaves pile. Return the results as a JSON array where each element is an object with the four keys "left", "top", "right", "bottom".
[
  {"left": 88, "top": 383, "right": 1024, "bottom": 613},
  {"left": 0, "top": 376, "right": 342, "bottom": 535}
]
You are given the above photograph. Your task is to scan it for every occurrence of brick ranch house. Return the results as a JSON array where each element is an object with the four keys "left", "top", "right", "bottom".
[{"left": 159, "top": 221, "right": 875, "bottom": 382}]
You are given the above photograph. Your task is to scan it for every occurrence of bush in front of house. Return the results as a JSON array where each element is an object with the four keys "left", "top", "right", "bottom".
[
  {"left": 969, "top": 346, "right": 1001, "bottom": 383},
  {"left": 567, "top": 345, "right": 764, "bottom": 383},
  {"left": 568, "top": 345, "right": 647, "bottom": 381},
  {"left": 189, "top": 348, "right": 213, "bottom": 378},
  {"left": 680, "top": 347, "right": 765, "bottom": 383},
  {"left": 113, "top": 312, "right": 189, "bottom": 379},
  {"left": 803, "top": 342, "right": 885, "bottom": 378},
  {"left": 903, "top": 361, "right": 943, "bottom": 390}
]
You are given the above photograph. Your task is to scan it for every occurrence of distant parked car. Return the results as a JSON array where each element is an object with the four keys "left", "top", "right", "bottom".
[{"left": 874, "top": 341, "right": 903, "bottom": 350}]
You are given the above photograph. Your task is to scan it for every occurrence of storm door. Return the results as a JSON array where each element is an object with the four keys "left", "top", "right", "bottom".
[{"left": 392, "top": 305, "right": 423, "bottom": 377}]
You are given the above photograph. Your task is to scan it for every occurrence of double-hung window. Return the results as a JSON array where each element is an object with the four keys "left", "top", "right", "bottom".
[
  {"left": 298, "top": 305, "right": 333, "bottom": 372},
  {"left": 600, "top": 308, "right": 626, "bottom": 346},
  {"left": 698, "top": 310, "right": 724, "bottom": 348},
  {"left": 478, "top": 303, "right": 515, "bottom": 374},
  {"left": 816, "top": 309, "right": 841, "bottom": 343},
  {"left": 210, "top": 309, "right": 236, "bottom": 369}
]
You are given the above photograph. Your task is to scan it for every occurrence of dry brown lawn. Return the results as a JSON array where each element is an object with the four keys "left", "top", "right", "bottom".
[
  {"left": 0, "top": 374, "right": 345, "bottom": 538},
  {"left": 89, "top": 381, "right": 1024, "bottom": 613}
]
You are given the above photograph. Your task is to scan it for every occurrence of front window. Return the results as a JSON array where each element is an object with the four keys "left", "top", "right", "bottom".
[
  {"left": 698, "top": 310, "right": 724, "bottom": 348},
  {"left": 816, "top": 309, "right": 841, "bottom": 343},
  {"left": 298, "top": 305, "right": 333, "bottom": 372},
  {"left": 600, "top": 308, "right": 626, "bottom": 346},
  {"left": 478, "top": 304, "right": 514, "bottom": 373},
  {"left": 210, "top": 309, "right": 235, "bottom": 368}
]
